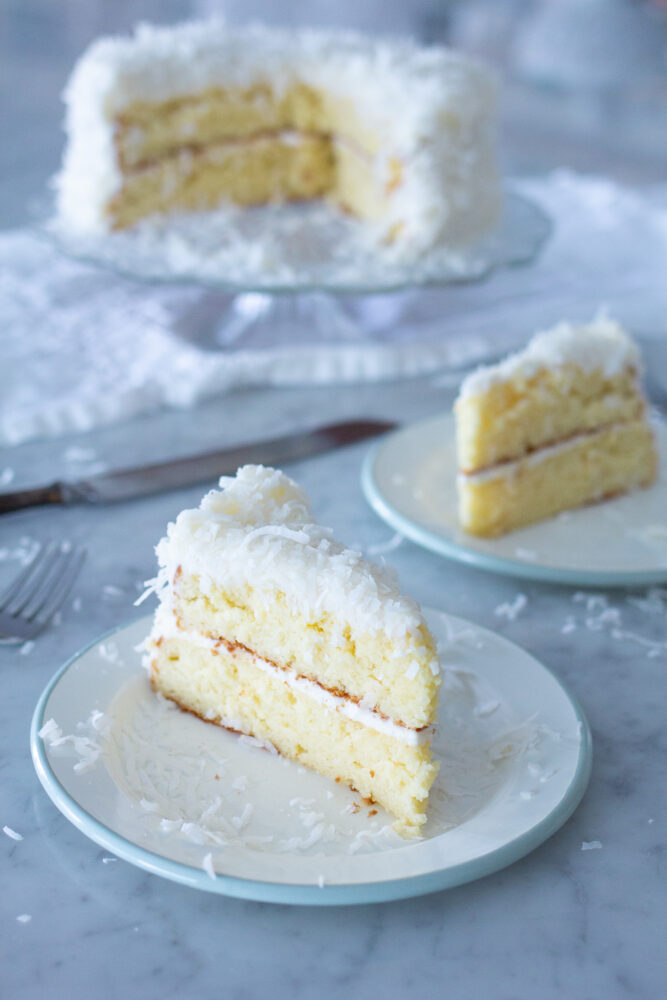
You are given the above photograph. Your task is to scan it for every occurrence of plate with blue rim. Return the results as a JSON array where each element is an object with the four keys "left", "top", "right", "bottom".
[
  {"left": 31, "top": 610, "right": 591, "bottom": 905},
  {"left": 362, "top": 413, "right": 667, "bottom": 588}
]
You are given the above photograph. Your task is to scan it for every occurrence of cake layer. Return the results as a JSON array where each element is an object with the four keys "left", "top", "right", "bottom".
[
  {"left": 456, "top": 365, "right": 644, "bottom": 473},
  {"left": 115, "top": 83, "right": 381, "bottom": 170},
  {"left": 172, "top": 572, "right": 440, "bottom": 730},
  {"left": 107, "top": 133, "right": 335, "bottom": 229},
  {"left": 149, "top": 635, "right": 438, "bottom": 835},
  {"left": 329, "top": 139, "right": 393, "bottom": 223},
  {"left": 150, "top": 466, "right": 441, "bottom": 731},
  {"left": 455, "top": 317, "right": 645, "bottom": 473},
  {"left": 458, "top": 420, "right": 657, "bottom": 537}
]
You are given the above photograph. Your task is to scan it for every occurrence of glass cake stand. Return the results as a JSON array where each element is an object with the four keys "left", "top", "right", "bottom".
[{"left": 38, "top": 189, "right": 550, "bottom": 352}]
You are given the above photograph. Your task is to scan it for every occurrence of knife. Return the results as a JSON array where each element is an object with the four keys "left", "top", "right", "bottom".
[{"left": 0, "top": 419, "right": 396, "bottom": 513}]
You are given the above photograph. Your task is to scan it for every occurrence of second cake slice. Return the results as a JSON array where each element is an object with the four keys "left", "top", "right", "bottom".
[{"left": 455, "top": 316, "right": 658, "bottom": 537}]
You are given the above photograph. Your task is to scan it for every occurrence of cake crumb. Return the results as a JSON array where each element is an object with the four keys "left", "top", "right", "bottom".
[
  {"left": 581, "top": 840, "right": 602, "bottom": 851},
  {"left": 202, "top": 852, "right": 216, "bottom": 880},
  {"left": 494, "top": 594, "right": 527, "bottom": 621},
  {"left": 474, "top": 699, "right": 500, "bottom": 718},
  {"left": 514, "top": 548, "right": 537, "bottom": 561}
]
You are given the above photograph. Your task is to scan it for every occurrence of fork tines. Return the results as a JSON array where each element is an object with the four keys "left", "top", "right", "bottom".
[{"left": 0, "top": 541, "right": 86, "bottom": 641}]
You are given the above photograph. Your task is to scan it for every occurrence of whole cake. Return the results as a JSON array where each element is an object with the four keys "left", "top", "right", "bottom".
[
  {"left": 144, "top": 465, "right": 441, "bottom": 836},
  {"left": 455, "top": 316, "right": 658, "bottom": 537},
  {"left": 56, "top": 20, "right": 501, "bottom": 256}
]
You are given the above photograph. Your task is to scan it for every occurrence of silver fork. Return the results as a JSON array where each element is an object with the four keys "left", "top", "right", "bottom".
[{"left": 0, "top": 541, "right": 86, "bottom": 641}]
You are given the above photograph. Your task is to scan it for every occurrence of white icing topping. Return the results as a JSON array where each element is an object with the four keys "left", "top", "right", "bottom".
[
  {"left": 55, "top": 19, "right": 500, "bottom": 250},
  {"left": 62, "top": 20, "right": 495, "bottom": 137},
  {"left": 149, "top": 465, "right": 436, "bottom": 651},
  {"left": 151, "top": 603, "right": 433, "bottom": 747},
  {"left": 458, "top": 315, "right": 641, "bottom": 400}
]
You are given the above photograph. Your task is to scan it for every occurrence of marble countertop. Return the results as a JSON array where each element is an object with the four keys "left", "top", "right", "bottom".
[
  {"left": 3, "top": 1, "right": 667, "bottom": 996},
  {"left": 3, "top": 368, "right": 666, "bottom": 999}
]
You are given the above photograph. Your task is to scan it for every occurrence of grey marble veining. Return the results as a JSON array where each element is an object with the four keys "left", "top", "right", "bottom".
[
  {"left": 2, "top": 371, "right": 667, "bottom": 999},
  {"left": 3, "top": 1, "right": 667, "bottom": 997}
]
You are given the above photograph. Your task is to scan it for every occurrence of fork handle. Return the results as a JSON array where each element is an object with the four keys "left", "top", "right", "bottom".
[{"left": 0, "top": 483, "right": 65, "bottom": 513}]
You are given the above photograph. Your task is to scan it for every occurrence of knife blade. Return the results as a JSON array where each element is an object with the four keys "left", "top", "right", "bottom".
[{"left": 0, "top": 418, "right": 397, "bottom": 513}]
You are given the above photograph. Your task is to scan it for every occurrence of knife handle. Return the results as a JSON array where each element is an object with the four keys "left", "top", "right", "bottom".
[{"left": 0, "top": 483, "right": 64, "bottom": 514}]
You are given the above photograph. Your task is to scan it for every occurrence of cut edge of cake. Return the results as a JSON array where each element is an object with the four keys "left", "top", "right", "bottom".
[
  {"left": 55, "top": 19, "right": 501, "bottom": 257},
  {"left": 454, "top": 314, "right": 658, "bottom": 537},
  {"left": 141, "top": 465, "right": 442, "bottom": 837}
]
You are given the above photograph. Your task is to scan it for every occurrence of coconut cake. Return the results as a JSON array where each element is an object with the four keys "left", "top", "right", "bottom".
[
  {"left": 455, "top": 316, "right": 658, "bottom": 537},
  {"left": 56, "top": 20, "right": 501, "bottom": 257},
  {"left": 143, "top": 465, "right": 441, "bottom": 836}
]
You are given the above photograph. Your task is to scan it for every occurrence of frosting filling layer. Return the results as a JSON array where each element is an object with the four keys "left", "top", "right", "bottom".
[
  {"left": 116, "top": 129, "right": 378, "bottom": 178},
  {"left": 459, "top": 422, "right": 631, "bottom": 484},
  {"left": 150, "top": 606, "right": 433, "bottom": 747}
]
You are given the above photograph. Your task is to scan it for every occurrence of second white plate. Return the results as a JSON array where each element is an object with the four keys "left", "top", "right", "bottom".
[{"left": 362, "top": 413, "right": 667, "bottom": 587}]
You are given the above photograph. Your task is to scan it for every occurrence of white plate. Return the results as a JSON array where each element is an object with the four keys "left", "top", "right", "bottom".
[
  {"left": 31, "top": 612, "right": 591, "bottom": 905},
  {"left": 363, "top": 413, "right": 667, "bottom": 587}
]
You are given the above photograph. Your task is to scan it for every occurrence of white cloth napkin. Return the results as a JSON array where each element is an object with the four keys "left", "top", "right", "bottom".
[{"left": 1, "top": 171, "right": 666, "bottom": 447}]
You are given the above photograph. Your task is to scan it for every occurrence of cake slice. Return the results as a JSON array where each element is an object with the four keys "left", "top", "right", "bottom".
[
  {"left": 455, "top": 316, "right": 658, "bottom": 537},
  {"left": 144, "top": 465, "right": 441, "bottom": 836}
]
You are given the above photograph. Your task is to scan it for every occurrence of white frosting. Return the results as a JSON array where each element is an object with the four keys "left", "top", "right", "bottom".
[
  {"left": 458, "top": 316, "right": 641, "bottom": 400},
  {"left": 151, "top": 603, "right": 433, "bottom": 747},
  {"left": 459, "top": 423, "right": 624, "bottom": 484},
  {"left": 148, "top": 466, "right": 438, "bottom": 657},
  {"left": 56, "top": 19, "right": 500, "bottom": 250}
]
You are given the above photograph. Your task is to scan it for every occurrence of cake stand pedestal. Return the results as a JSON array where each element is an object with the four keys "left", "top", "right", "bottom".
[{"left": 40, "top": 189, "right": 550, "bottom": 355}]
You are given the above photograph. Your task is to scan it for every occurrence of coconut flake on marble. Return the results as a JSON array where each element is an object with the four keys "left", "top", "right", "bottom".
[
  {"left": 365, "top": 532, "right": 404, "bottom": 556},
  {"left": 494, "top": 593, "right": 527, "bottom": 621}
]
